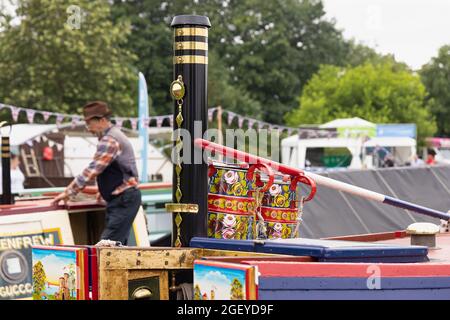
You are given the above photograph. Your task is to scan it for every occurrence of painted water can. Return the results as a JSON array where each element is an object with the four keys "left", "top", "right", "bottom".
[{"left": 207, "top": 162, "right": 316, "bottom": 240}]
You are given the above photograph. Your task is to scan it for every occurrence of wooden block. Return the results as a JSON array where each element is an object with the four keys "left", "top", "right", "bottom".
[
  {"left": 98, "top": 269, "right": 128, "bottom": 300},
  {"left": 98, "top": 248, "right": 201, "bottom": 270}
]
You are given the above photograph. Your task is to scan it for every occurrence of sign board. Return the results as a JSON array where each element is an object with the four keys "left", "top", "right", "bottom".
[
  {"left": 376, "top": 124, "right": 416, "bottom": 138},
  {"left": 0, "top": 222, "right": 62, "bottom": 300}
]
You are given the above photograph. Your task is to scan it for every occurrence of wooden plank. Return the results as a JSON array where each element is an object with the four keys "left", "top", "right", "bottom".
[
  {"left": 324, "top": 231, "right": 407, "bottom": 242},
  {"left": 98, "top": 248, "right": 202, "bottom": 270},
  {"left": 200, "top": 248, "right": 282, "bottom": 258},
  {"left": 98, "top": 247, "right": 278, "bottom": 270},
  {"left": 98, "top": 269, "right": 128, "bottom": 300}
]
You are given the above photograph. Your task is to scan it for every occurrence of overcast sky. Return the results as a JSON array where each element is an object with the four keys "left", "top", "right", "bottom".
[{"left": 322, "top": 0, "right": 450, "bottom": 70}]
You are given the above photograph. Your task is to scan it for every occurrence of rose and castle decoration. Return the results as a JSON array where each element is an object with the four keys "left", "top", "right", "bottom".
[{"left": 207, "top": 161, "right": 316, "bottom": 241}]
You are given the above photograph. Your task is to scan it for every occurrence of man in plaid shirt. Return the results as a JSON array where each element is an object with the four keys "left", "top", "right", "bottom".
[{"left": 53, "top": 101, "right": 141, "bottom": 245}]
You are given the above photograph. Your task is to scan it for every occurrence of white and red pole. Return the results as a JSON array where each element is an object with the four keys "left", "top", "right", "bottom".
[{"left": 195, "top": 138, "right": 450, "bottom": 221}]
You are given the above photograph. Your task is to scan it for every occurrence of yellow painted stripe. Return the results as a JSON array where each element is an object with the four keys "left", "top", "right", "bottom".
[
  {"left": 174, "top": 27, "right": 208, "bottom": 37},
  {"left": 174, "top": 41, "right": 208, "bottom": 51},
  {"left": 173, "top": 55, "right": 208, "bottom": 65}
]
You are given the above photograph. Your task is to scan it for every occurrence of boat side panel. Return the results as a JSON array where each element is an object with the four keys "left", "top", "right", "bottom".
[
  {"left": 260, "top": 276, "right": 450, "bottom": 290},
  {"left": 258, "top": 288, "right": 450, "bottom": 300}
]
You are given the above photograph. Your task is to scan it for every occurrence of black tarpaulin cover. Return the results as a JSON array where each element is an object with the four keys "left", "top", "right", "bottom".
[{"left": 299, "top": 166, "right": 448, "bottom": 238}]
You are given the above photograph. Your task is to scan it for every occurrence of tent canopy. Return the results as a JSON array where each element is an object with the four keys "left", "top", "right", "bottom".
[
  {"left": 319, "top": 117, "right": 376, "bottom": 128},
  {"left": 5, "top": 124, "right": 58, "bottom": 147}
]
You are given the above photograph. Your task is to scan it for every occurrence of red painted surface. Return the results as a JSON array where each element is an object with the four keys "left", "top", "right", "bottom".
[
  {"left": 245, "top": 260, "right": 450, "bottom": 278},
  {"left": 324, "top": 231, "right": 408, "bottom": 242},
  {"left": 326, "top": 231, "right": 450, "bottom": 263},
  {"left": 238, "top": 233, "right": 450, "bottom": 278},
  {"left": 378, "top": 233, "right": 450, "bottom": 263},
  {"left": 0, "top": 198, "right": 104, "bottom": 216},
  {"left": 203, "top": 256, "right": 316, "bottom": 263},
  {"left": 41, "top": 182, "right": 172, "bottom": 197}
]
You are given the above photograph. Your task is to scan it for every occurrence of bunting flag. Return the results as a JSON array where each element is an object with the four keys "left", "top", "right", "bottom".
[
  {"left": 56, "top": 114, "right": 65, "bottom": 126},
  {"left": 208, "top": 109, "right": 214, "bottom": 122},
  {"left": 238, "top": 117, "right": 244, "bottom": 129},
  {"left": 26, "top": 109, "right": 36, "bottom": 123},
  {"left": 156, "top": 116, "right": 164, "bottom": 128},
  {"left": 48, "top": 140, "right": 55, "bottom": 148},
  {"left": 227, "top": 112, "right": 235, "bottom": 125},
  {"left": 130, "top": 118, "right": 138, "bottom": 131},
  {"left": 71, "top": 116, "right": 81, "bottom": 128},
  {"left": 56, "top": 143, "right": 63, "bottom": 152},
  {"left": 43, "top": 111, "right": 51, "bottom": 122},
  {"left": 0, "top": 102, "right": 299, "bottom": 134},
  {"left": 11, "top": 106, "right": 20, "bottom": 122},
  {"left": 114, "top": 117, "right": 124, "bottom": 129}
]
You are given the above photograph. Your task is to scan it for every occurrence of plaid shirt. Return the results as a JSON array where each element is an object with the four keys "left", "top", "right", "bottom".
[{"left": 66, "top": 128, "right": 138, "bottom": 198}]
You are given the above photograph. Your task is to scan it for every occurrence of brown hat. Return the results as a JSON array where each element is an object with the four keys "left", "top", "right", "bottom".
[{"left": 83, "top": 101, "right": 112, "bottom": 121}]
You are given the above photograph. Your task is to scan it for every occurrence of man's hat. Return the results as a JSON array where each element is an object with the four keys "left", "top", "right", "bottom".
[{"left": 83, "top": 101, "right": 112, "bottom": 121}]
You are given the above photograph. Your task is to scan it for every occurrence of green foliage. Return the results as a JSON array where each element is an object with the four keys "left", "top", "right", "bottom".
[
  {"left": 111, "top": 0, "right": 351, "bottom": 123},
  {"left": 344, "top": 40, "right": 410, "bottom": 71},
  {"left": 230, "top": 278, "right": 244, "bottom": 300},
  {"left": 0, "top": 0, "right": 137, "bottom": 117},
  {"left": 194, "top": 284, "right": 201, "bottom": 300},
  {"left": 32, "top": 261, "right": 46, "bottom": 296},
  {"left": 420, "top": 45, "right": 450, "bottom": 136},
  {"left": 286, "top": 62, "right": 437, "bottom": 142}
]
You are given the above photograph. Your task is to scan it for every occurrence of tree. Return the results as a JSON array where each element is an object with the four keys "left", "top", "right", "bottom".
[
  {"left": 230, "top": 278, "right": 244, "bottom": 300},
  {"left": 420, "top": 45, "right": 450, "bottom": 136},
  {"left": 0, "top": 0, "right": 137, "bottom": 117},
  {"left": 194, "top": 284, "right": 202, "bottom": 300},
  {"left": 111, "top": 0, "right": 351, "bottom": 123},
  {"left": 32, "top": 261, "right": 47, "bottom": 297},
  {"left": 344, "top": 40, "right": 409, "bottom": 71},
  {"left": 286, "top": 62, "right": 436, "bottom": 142}
]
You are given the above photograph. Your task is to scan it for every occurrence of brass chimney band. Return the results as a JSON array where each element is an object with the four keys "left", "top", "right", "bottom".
[
  {"left": 173, "top": 55, "right": 208, "bottom": 65},
  {"left": 174, "top": 41, "right": 208, "bottom": 51},
  {"left": 174, "top": 27, "right": 208, "bottom": 65},
  {"left": 174, "top": 27, "right": 208, "bottom": 37}
]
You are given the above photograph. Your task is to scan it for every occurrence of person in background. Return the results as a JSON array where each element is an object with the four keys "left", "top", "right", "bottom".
[
  {"left": 0, "top": 152, "right": 25, "bottom": 194},
  {"left": 383, "top": 154, "right": 395, "bottom": 167},
  {"left": 410, "top": 154, "right": 425, "bottom": 167},
  {"left": 52, "top": 101, "right": 141, "bottom": 246},
  {"left": 426, "top": 149, "right": 436, "bottom": 165}
]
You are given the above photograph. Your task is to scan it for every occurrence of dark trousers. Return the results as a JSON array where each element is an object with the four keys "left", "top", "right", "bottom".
[{"left": 100, "top": 188, "right": 142, "bottom": 245}]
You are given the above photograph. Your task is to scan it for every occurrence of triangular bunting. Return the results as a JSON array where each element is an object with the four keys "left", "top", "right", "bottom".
[
  {"left": 26, "top": 109, "right": 36, "bottom": 123},
  {"left": 130, "top": 118, "right": 138, "bottom": 130},
  {"left": 11, "top": 106, "right": 21, "bottom": 122}
]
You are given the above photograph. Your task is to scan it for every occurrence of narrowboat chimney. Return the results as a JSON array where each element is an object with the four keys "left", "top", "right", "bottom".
[
  {"left": 1, "top": 122, "right": 13, "bottom": 204},
  {"left": 166, "top": 15, "right": 211, "bottom": 247}
]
